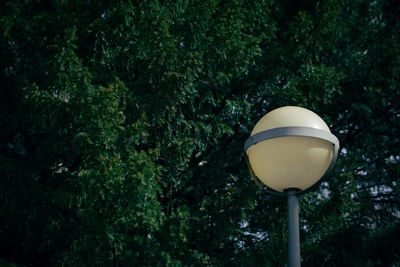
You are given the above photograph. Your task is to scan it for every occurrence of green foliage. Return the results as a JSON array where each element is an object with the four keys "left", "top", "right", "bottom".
[{"left": 0, "top": 0, "right": 399, "bottom": 266}]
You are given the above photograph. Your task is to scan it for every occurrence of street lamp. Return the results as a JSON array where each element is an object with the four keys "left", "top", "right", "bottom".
[{"left": 244, "top": 106, "right": 339, "bottom": 267}]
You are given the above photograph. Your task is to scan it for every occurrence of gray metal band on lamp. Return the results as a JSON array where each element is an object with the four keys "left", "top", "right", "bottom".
[{"left": 244, "top": 126, "right": 339, "bottom": 195}]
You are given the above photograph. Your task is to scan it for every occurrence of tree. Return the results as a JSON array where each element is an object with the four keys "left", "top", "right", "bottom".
[{"left": 1, "top": 0, "right": 399, "bottom": 266}]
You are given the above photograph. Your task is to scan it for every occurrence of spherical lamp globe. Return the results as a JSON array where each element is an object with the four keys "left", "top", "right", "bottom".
[{"left": 244, "top": 106, "right": 339, "bottom": 194}]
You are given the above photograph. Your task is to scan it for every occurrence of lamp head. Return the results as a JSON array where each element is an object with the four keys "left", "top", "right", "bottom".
[{"left": 244, "top": 106, "right": 339, "bottom": 195}]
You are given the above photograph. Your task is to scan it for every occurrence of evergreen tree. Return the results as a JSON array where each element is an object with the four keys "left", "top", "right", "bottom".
[{"left": 1, "top": 0, "right": 399, "bottom": 265}]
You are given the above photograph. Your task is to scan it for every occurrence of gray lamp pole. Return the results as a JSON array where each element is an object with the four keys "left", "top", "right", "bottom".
[
  {"left": 244, "top": 106, "right": 339, "bottom": 267},
  {"left": 287, "top": 189, "right": 300, "bottom": 267}
]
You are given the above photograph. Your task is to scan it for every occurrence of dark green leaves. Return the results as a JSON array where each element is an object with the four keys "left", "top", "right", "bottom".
[{"left": 0, "top": 0, "right": 399, "bottom": 265}]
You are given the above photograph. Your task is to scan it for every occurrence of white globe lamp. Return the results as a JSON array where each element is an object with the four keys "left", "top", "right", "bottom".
[{"left": 244, "top": 106, "right": 339, "bottom": 267}]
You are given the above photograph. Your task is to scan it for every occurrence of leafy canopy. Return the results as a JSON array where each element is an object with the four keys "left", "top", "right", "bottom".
[{"left": 0, "top": 0, "right": 399, "bottom": 266}]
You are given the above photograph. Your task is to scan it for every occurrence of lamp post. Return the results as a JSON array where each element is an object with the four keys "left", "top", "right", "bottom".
[{"left": 244, "top": 106, "right": 339, "bottom": 267}]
